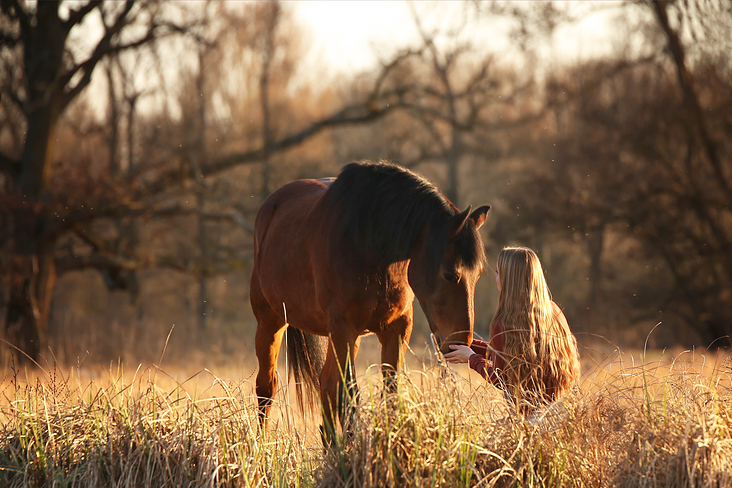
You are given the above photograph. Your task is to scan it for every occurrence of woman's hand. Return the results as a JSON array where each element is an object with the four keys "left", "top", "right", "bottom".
[{"left": 444, "top": 344, "right": 476, "bottom": 364}]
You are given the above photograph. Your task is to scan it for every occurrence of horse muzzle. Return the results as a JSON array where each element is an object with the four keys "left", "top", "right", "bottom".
[{"left": 433, "top": 331, "right": 471, "bottom": 355}]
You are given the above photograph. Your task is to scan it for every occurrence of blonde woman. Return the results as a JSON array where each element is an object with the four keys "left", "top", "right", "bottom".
[{"left": 445, "top": 246, "right": 580, "bottom": 412}]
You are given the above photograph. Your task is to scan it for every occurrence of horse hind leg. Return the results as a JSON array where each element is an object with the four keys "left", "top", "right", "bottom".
[
  {"left": 251, "top": 278, "right": 286, "bottom": 429},
  {"left": 255, "top": 324, "right": 286, "bottom": 428}
]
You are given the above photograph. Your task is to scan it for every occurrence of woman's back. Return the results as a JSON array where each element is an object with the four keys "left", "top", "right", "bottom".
[{"left": 446, "top": 246, "right": 581, "bottom": 412}]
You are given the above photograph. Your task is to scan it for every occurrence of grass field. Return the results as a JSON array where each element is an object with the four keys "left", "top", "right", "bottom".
[{"left": 0, "top": 341, "right": 730, "bottom": 487}]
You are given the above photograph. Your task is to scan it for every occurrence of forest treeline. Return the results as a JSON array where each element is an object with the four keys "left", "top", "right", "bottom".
[{"left": 0, "top": 0, "right": 730, "bottom": 368}]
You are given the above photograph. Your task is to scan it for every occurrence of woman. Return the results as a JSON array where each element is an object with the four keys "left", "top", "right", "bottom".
[{"left": 444, "top": 246, "right": 580, "bottom": 412}]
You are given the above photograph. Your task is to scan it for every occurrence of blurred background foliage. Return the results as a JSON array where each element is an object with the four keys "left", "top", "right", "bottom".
[{"left": 0, "top": 0, "right": 730, "bottom": 369}]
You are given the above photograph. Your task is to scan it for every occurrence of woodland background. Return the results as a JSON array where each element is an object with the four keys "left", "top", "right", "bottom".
[{"left": 0, "top": 0, "right": 730, "bottom": 370}]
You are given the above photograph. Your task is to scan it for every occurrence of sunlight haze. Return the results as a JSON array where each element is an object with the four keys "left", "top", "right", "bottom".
[
  {"left": 293, "top": 1, "right": 423, "bottom": 74},
  {"left": 293, "top": 1, "right": 621, "bottom": 75}
]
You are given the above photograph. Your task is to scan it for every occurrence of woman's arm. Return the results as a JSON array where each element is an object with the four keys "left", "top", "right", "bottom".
[
  {"left": 468, "top": 353, "right": 495, "bottom": 380},
  {"left": 488, "top": 317, "right": 506, "bottom": 372},
  {"left": 470, "top": 339, "right": 488, "bottom": 356},
  {"left": 445, "top": 344, "right": 499, "bottom": 383}
]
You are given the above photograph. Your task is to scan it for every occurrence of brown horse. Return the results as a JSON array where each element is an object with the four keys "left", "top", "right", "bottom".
[{"left": 250, "top": 161, "right": 490, "bottom": 437}]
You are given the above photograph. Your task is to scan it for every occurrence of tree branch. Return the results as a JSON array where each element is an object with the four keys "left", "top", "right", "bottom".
[
  {"left": 60, "top": 0, "right": 137, "bottom": 109},
  {"left": 150, "top": 205, "right": 255, "bottom": 233},
  {"left": 209, "top": 101, "right": 402, "bottom": 171},
  {"left": 71, "top": 224, "right": 106, "bottom": 251},
  {"left": 65, "top": 0, "right": 101, "bottom": 30},
  {"left": 455, "top": 57, "right": 494, "bottom": 100},
  {"left": 651, "top": 0, "right": 730, "bottom": 203},
  {"left": 370, "top": 46, "right": 424, "bottom": 103},
  {"left": 139, "top": 97, "right": 404, "bottom": 196},
  {"left": 55, "top": 253, "right": 140, "bottom": 274},
  {"left": 43, "top": 199, "right": 256, "bottom": 240},
  {"left": 62, "top": 20, "right": 190, "bottom": 111}
]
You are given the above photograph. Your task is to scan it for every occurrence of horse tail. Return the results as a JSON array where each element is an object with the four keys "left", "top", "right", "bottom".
[{"left": 286, "top": 327, "right": 328, "bottom": 415}]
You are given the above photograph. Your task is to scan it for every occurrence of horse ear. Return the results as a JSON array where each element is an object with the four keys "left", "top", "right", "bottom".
[
  {"left": 469, "top": 205, "right": 491, "bottom": 230},
  {"left": 450, "top": 205, "right": 472, "bottom": 237}
]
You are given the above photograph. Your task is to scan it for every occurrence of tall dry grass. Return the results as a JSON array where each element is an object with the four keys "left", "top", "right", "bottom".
[
  {"left": 0, "top": 345, "right": 730, "bottom": 487},
  {"left": 317, "top": 346, "right": 731, "bottom": 487},
  {"left": 0, "top": 361, "right": 321, "bottom": 487}
]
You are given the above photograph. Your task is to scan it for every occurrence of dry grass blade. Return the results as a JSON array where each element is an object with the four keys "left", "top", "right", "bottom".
[{"left": 0, "top": 347, "right": 729, "bottom": 487}]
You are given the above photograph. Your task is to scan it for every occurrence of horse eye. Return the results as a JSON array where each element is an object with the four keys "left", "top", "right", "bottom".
[{"left": 443, "top": 271, "right": 460, "bottom": 283}]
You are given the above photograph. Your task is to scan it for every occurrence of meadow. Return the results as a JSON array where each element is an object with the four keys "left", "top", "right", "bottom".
[{"left": 0, "top": 339, "right": 730, "bottom": 487}]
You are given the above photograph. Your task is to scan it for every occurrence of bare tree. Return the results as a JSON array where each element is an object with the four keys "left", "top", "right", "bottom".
[
  {"left": 499, "top": 0, "right": 732, "bottom": 347},
  {"left": 258, "top": 1, "right": 278, "bottom": 200},
  {"left": 330, "top": 3, "right": 545, "bottom": 208},
  {"left": 0, "top": 1, "right": 418, "bottom": 364},
  {"left": 0, "top": 0, "right": 188, "bottom": 363}
]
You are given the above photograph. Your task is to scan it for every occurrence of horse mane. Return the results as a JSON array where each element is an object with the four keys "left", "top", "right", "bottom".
[{"left": 323, "top": 160, "right": 485, "bottom": 270}]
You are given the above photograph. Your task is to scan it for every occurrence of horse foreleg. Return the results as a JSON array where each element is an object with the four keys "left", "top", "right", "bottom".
[
  {"left": 377, "top": 313, "right": 413, "bottom": 393},
  {"left": 254, "top": 321, "right": 287, "bottom": 429},
  {"left": 319, "top": 334, "right": 358, "bottom": 443}
]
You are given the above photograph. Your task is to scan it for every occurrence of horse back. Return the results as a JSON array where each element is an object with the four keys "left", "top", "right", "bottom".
[{"left": 254, "top": 179, "right": 330, "bottom": 252}]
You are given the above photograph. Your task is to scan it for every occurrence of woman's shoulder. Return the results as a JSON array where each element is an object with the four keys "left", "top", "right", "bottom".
[
  {"left": 491, "top": 313, "right": 504, "bottom": 329},
  {"left": 489, "top": 314, "right": 504, "bottom": 339}
]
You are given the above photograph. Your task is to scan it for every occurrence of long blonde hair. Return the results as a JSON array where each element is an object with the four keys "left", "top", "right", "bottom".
[{"left": 492, "top": 246, "right": 580, "bottom": 407}]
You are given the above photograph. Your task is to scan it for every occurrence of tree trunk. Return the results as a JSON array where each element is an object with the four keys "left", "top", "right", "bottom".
[
  {"left": 4, "top": 2, "right": 66, "bottom": 365},
  {"left": 19, "top": 107, "right": 58, "bottom": 197},
  {"left": 651, "top": 0, "right": 731, "bottom": 348},
  {"left": 106, "top": 59, "right": 121, "bottom": 178},
  {"left": 587, "top": 226, "right": 604, "bottom": 310},
  {"left": 196, "top": 43, "right": 208, "bottom": 331},
  {"left": 447, "top": 123, "right": 461, "bottom": 207},
  {"left": 5, "top": 207, "right": 56, "bottom": 366},
  {"left": 6, "top": 113, "right": 59, "bottom": 363},
  {"left": 651, "top": 0, "right": 729, "bottom": 201},
  {"left": 259, "top": 3, "right": 277, "bottom": 201}
]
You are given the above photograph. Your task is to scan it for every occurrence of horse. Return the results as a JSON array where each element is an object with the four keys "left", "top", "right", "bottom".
[{"left": 250, "top": 160, "right": 490, "bottom": 439}]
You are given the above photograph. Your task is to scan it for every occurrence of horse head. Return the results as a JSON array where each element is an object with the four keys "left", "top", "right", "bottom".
[{"left": 408, "top": 205, "right": 491, "bottom": 354}]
